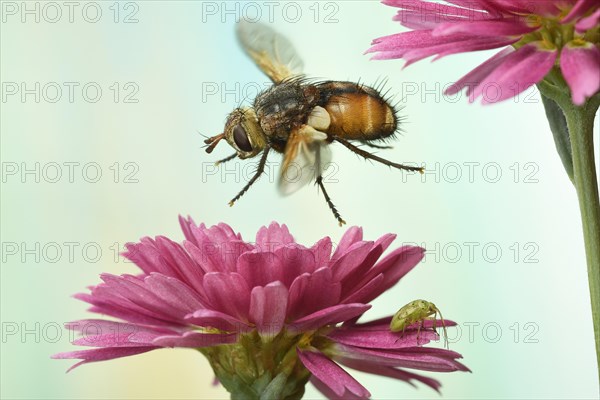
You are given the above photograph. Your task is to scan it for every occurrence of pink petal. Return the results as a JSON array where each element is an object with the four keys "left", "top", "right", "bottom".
[
  {"left": 347, "top": 317, "right": 457, "bottom": 330},
  {"left": 355, "top": 246, "right": 425, "bottom": 304},
  {"left": 52, "top": 347, "right": 158, "bottom": 372},
  {"left": 74, "top": 292, "right": 177, "bottom": 327},
  {"left": 563, "top": 0, "right": 597, "bottom": 22},
  {"left": 200, "top": 222, "right": 241, "bottom": 243},
  {"left": 494, "top": 0, "right": 559, "bottom": 15},
  {"left": 339, "top": 234, "right": 396, "bottom": 299},
  {"left": 327, "top": 328, "right": 439, "bottom": 349},
  {"left": 384, "top": 0, "right": 489, "bottom": 13},
  {"left": 289, "top": 304, "right": 370, "bottom": 333},
  {"left": 369, "top": 30, "right": 474, "bottom": 55},
  {"left": 274, "top": 245, "right": 318, "bottom": 286},
  {"left": 65, "top": 319, "right": 167, "bottom": 334},
  {"left": 341, "top": 274, "right": 384, "bottom": 305},
  {"left": 236, "top": 251, "right": 283, "bottom": 288},
  {"left": 403, "top": 36, "right": 517, "bottom": 66},
  {"left": 203, "top": 272, "right": 250, "bottom": 320},
  {"left": 286, "top": 268, "right": 341, "bottom": 321},
  {"left": 444, "top": 0, "right": 505, "bottom": 13},
  {"left": 183, "top": 224, "right": 250, "bottom": 273},
  {"left": 66, "top": 320, "right": 174, "bottom": 347},
  {"left": 311, "top": 237, "right": 333, "bottom": 268},
  {"left": 331, "top": 241, "right": 374, "bottom": 282},
  {"left": 152, "top": 331, "right": 237, "bottom": 348},
  {"left": 178, "top": 215, "right": 199, "bottom": 244},
  {"left": 338, "top": 359, "right": 442, "bottom": 393},
  {"left": 184, "top": 238, "right": 253, "bottom": 274},
  {"left": 560, "top": 42, "right": 600, "bottom": 105},
  {"left": 255, "top": 222, "right": 295, "bottom": 249},
  {"left": 144, "top": 273, "right": 205, "bottom": 313},
  {"left": 337, "top": 345, "right": 469, "bottom": 372},
  {"left": 433, "top": 19, "right": 537, "bottom": 37},
  {"left": 97, "top": 274, "right": 189, "bottom": 323},
  {"left": 445, "top": 46, "right": 515, "bottom": 95},
  {"left": 393, "top": 10, "right": 441, "bottom": 30},
  {"left": 310, "top": 376, "right": 366, "bottom": 400},
  {"left": 576, "top": 8, "right": 600, "bottom": 31},
  {"left": 249, "top": 282, "right": 288, "bottom": 337},
  {"left": 471, "top": 42, "right": 557, "bottom": 103},
  {"left": 153, "top": 236, "right": 205, "bottom": 292},
  {"left": 331, "top": 226, "right": 363, "bottom": 262},
  {"left": 391, "top": 1, "right": 490, "bottom": 30},
  {"left": 298, "top": 349, "right": 371, "bottom": 398},
  {"left": 123, "top": 238, "right": 180, "bottom": 277},
  {"left": 185, "top": 309, "right": 252, "bottom": 332}
]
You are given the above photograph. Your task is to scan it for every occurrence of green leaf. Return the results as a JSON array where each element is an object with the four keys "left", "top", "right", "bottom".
[
  {"left": 540, "top": 93, "right": 574, "bottom": 181},
  {"left": 260, "top": 372, "right": 287, "bottom": 400}
]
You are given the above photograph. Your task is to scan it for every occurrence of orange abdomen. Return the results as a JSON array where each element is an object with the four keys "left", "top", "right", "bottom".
[{"left": 319, "top": 82, "right": 397, "bottom": 140}]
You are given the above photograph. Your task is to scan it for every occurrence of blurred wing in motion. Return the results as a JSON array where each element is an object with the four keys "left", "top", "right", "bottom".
[
  {"left": 236, "top": 20, "right": 304, "bottom": 83},
  {"left": 278, "top": 125, "right": 331, "bottom": 196}
]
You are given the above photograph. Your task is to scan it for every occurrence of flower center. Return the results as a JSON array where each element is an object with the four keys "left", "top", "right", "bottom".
[
  {"left": 514, "top": 8, "right": 599, "bottom": 54},
  {"left": 516, "top": 16, "right": 571, "bottom": 50}
]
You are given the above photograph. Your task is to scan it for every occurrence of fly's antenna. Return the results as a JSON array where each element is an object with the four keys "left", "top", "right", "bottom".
[
  {"left": 204, "top": 133, "right": 225, "bottom": 154},
  {"left": 197, "top": 130, "right": 210, "bottom": 140}
]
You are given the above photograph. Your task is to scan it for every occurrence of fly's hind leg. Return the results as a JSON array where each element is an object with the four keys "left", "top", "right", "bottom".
[
  {"left": 315, "top": 175, "right": 346, "bottom": 226},
  {"left": 229, "top": 146, "right": 270, "bottom": 206},
  {"left": 333, "top": 135, "right": 423, "bottom": 173},
  {"left": 360, "top": 140, "right": 393, "bottom": 150}
]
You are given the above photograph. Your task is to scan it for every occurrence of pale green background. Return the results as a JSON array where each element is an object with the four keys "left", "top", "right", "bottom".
[{"left": 1, "top": 1, "right": 599, "bottom": 399}]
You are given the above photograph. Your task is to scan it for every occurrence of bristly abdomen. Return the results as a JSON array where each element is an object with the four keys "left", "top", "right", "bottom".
[{"left": 316, "top": 81, "right": 399, "bottom": 141}]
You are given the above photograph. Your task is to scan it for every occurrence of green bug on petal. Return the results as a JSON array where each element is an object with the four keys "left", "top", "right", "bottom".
[{"left": 390, "top": 299, "right": 449, "bottom": 348}]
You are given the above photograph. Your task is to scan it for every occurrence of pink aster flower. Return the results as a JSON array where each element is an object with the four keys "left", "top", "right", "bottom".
[
  {"left": 53, "top": 217, "right": 468, "bottom": 399},
  {"left": 368, "top": 0, "right": 600, "bottom": 380},
  {"left": 367, "top": 0, "right": 600, "bottom": 105}
]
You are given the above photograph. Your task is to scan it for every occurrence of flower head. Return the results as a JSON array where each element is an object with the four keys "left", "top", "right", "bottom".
[
  {"left": 53, "top": 218, "right": 468, "bottom": 399},
  {"left": 368, "top": 0, "right": 600, "bottom": 105}
]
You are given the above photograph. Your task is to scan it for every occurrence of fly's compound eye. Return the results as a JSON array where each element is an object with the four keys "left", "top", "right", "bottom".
[{"left": 233, "top": 125, "right": 253, "bottom": 152}]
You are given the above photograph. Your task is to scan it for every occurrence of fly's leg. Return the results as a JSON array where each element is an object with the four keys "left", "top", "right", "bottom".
[
  {"left": 360, "top": 141, "right": 393, "bottom": 150},
  {"left": 333, "top": 135, "right": 423, "bottom": 173},
  {"left": 315, "top": 175, "right": 346, "bottom": 226},
  {"left": 215, "top": 153, "right": 237, "bottom": 166},
  {"left": 229, "top": 146, "right": 270, "bottom": 206}
]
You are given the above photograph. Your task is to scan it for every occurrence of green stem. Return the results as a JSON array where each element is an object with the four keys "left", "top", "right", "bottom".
[
  {"left": 563, "top": 100, "right": 600, "bottom": 384},
  {"left": 539, "top": 80, "right": 600, "bottom": 385}
]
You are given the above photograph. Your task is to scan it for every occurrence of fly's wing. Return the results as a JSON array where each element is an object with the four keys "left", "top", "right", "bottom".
[
  {"left": 278, "top": 125, "right": 331, "bottom": 196},
  {"left": 236, "top": 20, "right": 304, "bottom": 83}
]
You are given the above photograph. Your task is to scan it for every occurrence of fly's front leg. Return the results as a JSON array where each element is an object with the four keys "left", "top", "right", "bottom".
[
  {"left": 229, "top": 146, "right": 270, "bottom": 206},
  {"left": 215, "top": 153, "right": 237, "bottom": 166}
]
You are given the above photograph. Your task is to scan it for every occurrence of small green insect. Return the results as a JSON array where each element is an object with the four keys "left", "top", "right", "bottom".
[{"left": 390, "top": 299, "right": 449, "bottom": 348}]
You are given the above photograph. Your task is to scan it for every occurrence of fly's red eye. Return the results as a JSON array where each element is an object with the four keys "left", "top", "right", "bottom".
[{"left": 233, "top": 125, "right": 252, "bottom": 152}]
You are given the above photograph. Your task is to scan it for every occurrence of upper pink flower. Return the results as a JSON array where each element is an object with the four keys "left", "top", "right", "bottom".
[
  {"left": 53, "top": 217, "right": 468, "bottom": 399},
  {"left": 367, "top": 0, "right": 600, "bottom": 105}
]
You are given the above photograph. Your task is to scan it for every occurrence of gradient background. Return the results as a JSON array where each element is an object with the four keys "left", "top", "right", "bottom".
[{"left": 1, "top": 1, "right": 599, "bottom": 399}]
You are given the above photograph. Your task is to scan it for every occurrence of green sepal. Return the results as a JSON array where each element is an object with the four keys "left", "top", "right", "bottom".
[{"left": 540, "top": 92, "right": 574, "bottom": 182}]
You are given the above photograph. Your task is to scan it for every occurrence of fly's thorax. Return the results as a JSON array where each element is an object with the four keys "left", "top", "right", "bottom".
[
  {"left": 255, "top": 79, "right": 320, "bottom": 140},
  {"left": 224, "top": 108, "right": 268, "bottom": 159}
]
